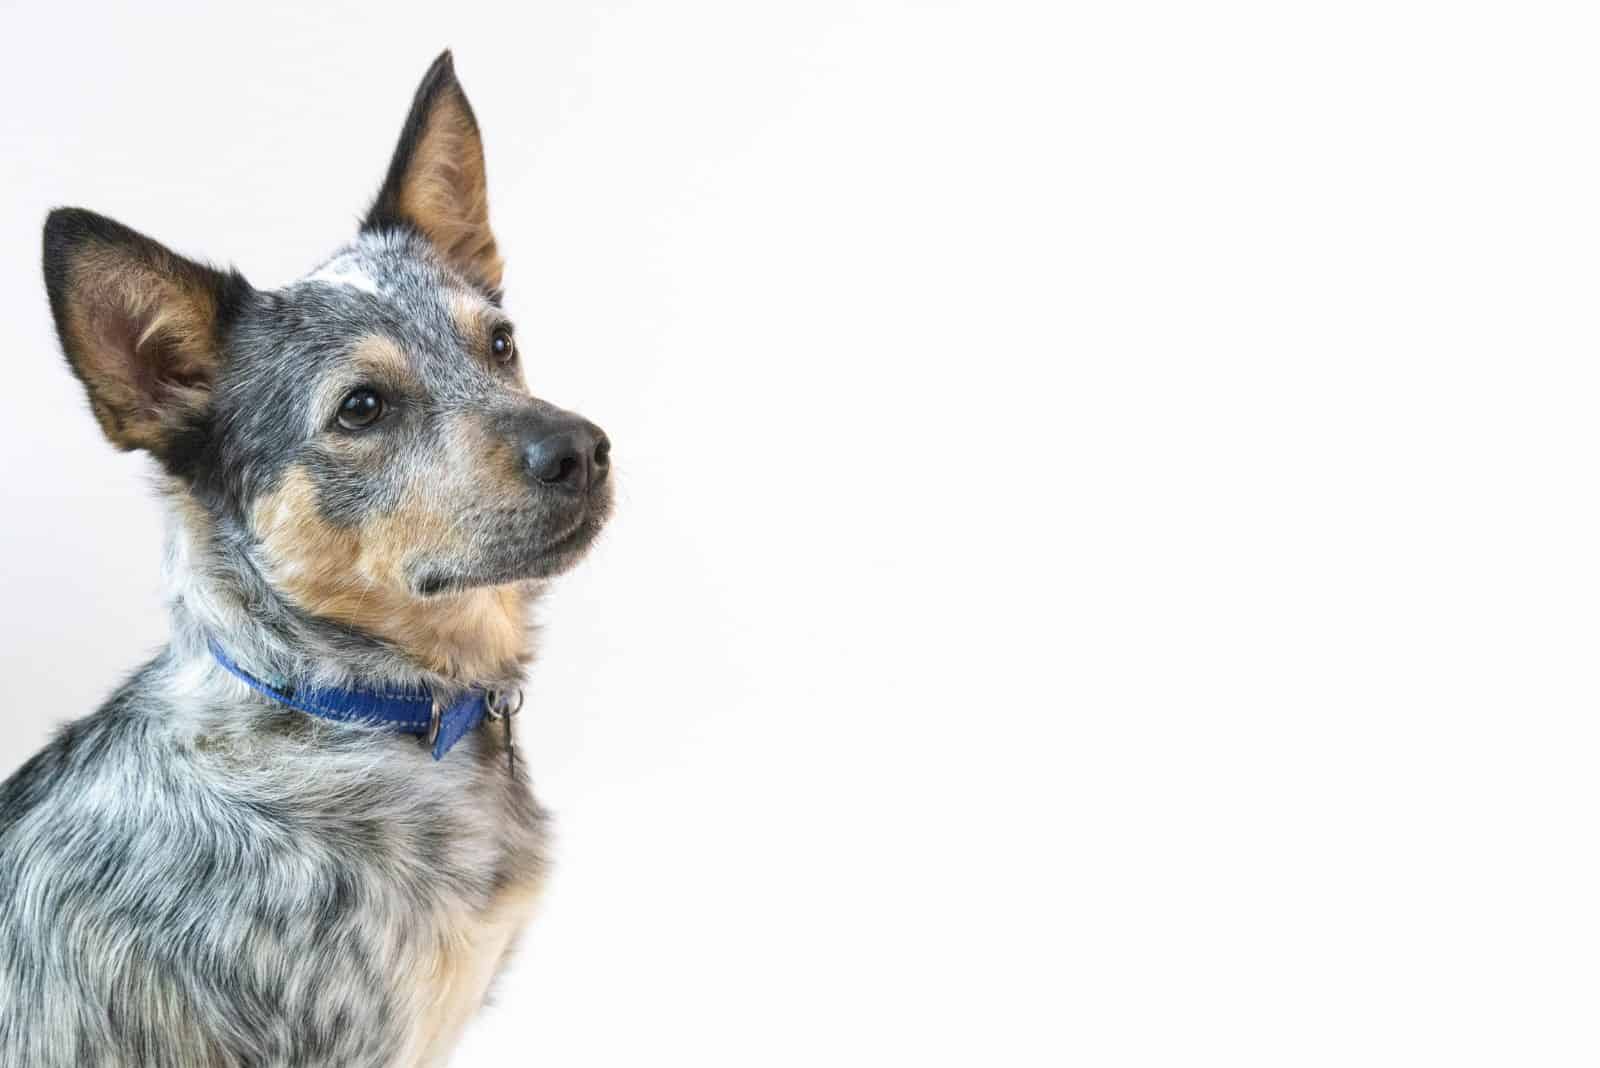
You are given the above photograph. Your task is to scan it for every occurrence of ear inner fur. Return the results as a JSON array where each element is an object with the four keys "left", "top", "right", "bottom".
[
  {"left": 365, "top": 51, "right": 505, "bottom": 294},
  {"left": 42, "top": 208, "right": 250, "bottom": 454}
]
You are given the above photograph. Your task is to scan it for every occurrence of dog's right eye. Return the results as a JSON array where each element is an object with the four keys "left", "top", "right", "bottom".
[{"left": 336, "top": 388, "right": 385, "bottom": 430}]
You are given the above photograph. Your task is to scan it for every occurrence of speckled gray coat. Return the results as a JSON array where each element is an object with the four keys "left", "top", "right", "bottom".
[{"left": 0, "top": 51, "right": 612, "bottom": 1067}]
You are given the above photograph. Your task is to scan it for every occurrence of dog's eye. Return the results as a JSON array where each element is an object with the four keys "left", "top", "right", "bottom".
[
  {"left": 491, "top": 325, "right": 516, "bottom": 365},
  {"left": 336, "top": 388, "right": 385, "bottom": 430}
]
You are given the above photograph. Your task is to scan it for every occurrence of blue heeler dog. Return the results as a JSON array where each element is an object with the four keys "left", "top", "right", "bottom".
[{"left": 0, "top": 51, "right": 613, "bottom": 1066}]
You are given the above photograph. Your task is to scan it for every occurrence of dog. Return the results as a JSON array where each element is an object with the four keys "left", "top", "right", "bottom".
[{"left": 0, "top": 51, "right": 612, "bottom": 1067}]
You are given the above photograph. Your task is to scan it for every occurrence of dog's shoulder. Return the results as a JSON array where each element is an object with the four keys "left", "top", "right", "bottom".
[
  {"left": 0, "top": 651, "right": 548, "bottom": 1067},
  {"left": 0, "top": 656, "right": 163, "bottom": 844}
]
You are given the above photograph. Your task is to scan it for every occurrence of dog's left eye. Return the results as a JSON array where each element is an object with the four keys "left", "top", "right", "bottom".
[
  {"left": 336, "top": 388, "right": 385, "bottom": 430},
  {"left": 491, "top": 325, "right": 515, "bottom": 365}
]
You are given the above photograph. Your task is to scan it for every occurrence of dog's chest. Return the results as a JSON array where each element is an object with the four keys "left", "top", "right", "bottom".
[
  {"left": 366, "top": 751, "right": 548, "bottom": 1066},
  {"left": 396, "top": 875, "right": 545, "bottom": 1068},
  {"left": 235, "top": 727, "right": 551, "bottom": 1066}
]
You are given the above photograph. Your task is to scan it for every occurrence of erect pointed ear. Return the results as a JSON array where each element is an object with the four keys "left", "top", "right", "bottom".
[
  {"left": 364, "top": 50, "right": 504, "bottom": 294},
  {"left": 42, "top": 208, "right": 251, "bottom": 455}
]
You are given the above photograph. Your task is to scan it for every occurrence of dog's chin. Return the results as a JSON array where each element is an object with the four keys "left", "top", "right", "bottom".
[
  {"left": 411, "top": 510, "right": 607, "bottom": 598},
  {"left": 517, "top": 513, "right": 604, "bottom": 580}
]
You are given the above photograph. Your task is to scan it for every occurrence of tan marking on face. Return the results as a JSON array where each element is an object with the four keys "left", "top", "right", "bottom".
[
  {"left": 399, "top": 874, "right": 545, "bottom": 1068},
  {"left": 350, "top": 332, "right": 412, "bottom": 379},
  {"left": 252, "top": 465, "right": 526, "bottom": 680},
  {"left": 447, "top": 290, "right": 487, "bottom": 350}
]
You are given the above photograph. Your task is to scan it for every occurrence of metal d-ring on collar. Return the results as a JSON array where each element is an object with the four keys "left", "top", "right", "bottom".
[
  {"left": 485, "top": 688, "right": 525, "bottom": 721},
  {"left": 484, "top": 688, "right": 525, "bottom": 774}
]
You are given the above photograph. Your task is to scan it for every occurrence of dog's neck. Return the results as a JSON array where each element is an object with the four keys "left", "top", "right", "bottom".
[{"left": 161, "top": 487, "right": 537, "bottom": 697}]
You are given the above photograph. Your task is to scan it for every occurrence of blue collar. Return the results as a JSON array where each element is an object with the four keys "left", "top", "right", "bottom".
[{"left": 207, "top": 638, "right": 493, "bottom": 760}]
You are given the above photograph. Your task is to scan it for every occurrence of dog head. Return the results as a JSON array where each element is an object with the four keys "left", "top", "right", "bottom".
[{"left": 40, "top": 53, "right": 612, "bottom": 679}]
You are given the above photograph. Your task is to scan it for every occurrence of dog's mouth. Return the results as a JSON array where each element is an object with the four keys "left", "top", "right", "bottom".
[
  {"left": 414, "top": 571, "right": 464, "bottom": 597},
  {"left": 411, "top": 509, "right": 603, "bottom": 598}
]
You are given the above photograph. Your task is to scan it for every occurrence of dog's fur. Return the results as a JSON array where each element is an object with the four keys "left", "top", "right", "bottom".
[{"left": 0, "top": 52, "right": 612, "bottom": 1067}]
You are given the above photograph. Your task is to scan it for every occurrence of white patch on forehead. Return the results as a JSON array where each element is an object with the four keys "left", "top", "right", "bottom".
[{"left": 306, "top": 260, "right": 381, "bottom": 296}]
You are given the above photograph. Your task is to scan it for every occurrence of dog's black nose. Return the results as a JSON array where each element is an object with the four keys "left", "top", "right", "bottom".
[{"left": 524, "top": 421, "right": 610, "bottom": 492}]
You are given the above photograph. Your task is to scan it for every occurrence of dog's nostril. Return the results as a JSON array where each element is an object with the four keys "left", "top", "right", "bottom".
[
  {"left": 593, "top": 437, "right": 610, "bottom": 468},
  {"left": 532, "top": 450, "right": 579, "bottom": 486}
]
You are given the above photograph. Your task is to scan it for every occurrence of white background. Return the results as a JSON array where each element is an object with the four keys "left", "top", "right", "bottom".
[{"left": 0, "top": 1, "right": 1595, "bottom": 1064}]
